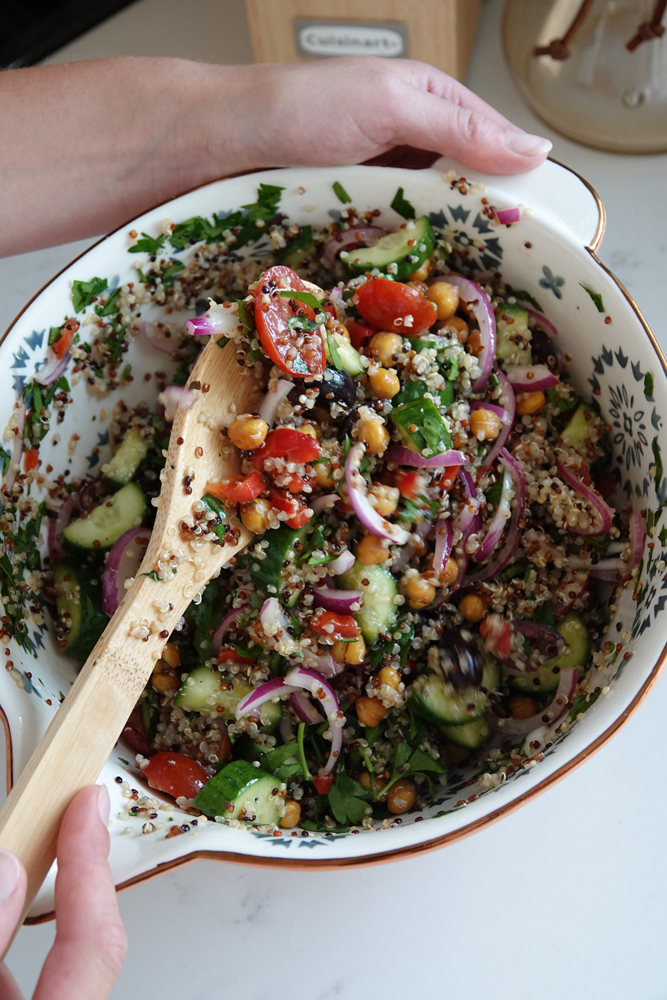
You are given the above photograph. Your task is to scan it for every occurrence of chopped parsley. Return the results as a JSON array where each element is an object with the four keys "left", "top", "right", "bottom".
[
  {"left": 332, "top": 181, "right": 352, "bottom": 204},
  {"left": 390, "top": 186, "right": 416, "bottom": 220},
  {"left": 170, "top": 183, "right": 284, "bottom": 251},
  {"left": 580, "top": 284, "right": 605, "bottom": 312},
  {"left": 128, "top": 232, "right": 167, "bottom": 254},
  {"left": 72, "top": 277, "right": 108, "bottom": 313},
  {"left": 279, "top": 290, "right": 322, "bottom": 312},
  {"left": 644, "top": 372, "right": 654, "bottom": 399}
]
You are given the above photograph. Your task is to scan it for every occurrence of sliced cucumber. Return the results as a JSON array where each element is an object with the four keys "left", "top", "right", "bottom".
[
  {"left": 495, "top": 305, "right": 531, "bottom": 365},
  {"left": 341, "top": 216, "right": 435, "bottom": 281},
  {"left": 250, "top": 523, "right": 310, "bottom": 606},
  {"left": 509, "top": 613, "right": 589, "bottom": 694},
  {"left": 174, "top": 666, "right": 281, "bottom": 730},
  {"left": 390, "top": 397, "right": 452, "bottom": 456},
  {"left": 54, "top": 561, "right": 108, "bottom": 660},
  {"left": 275, "top": 225, "right": 314, "bottom": 268},
  {"left": 410, "top": 660, "right": 500, "bottom": 726},
  {"left": 340, "top": 561, "right": 398, "bottom": 643},
  {"left": 103, "top": 426, "right": 150, "bottom": 489},
  {"left": 395, "top": 377, "right": 453, "bottom": 410},
  {"left": 325, "top": 331, "right": 364, "bottom": 376},
  {"left": 62, "top": 483, "right": 146, "bottom": 555},
  {"left": 560, "top": 403, "right": 604, "bottom": 457},
  {"left": 193, "top": 759, "right": 285, "bottom": 824},
  {"left": 440, "top": 716, "right": 491, "bottom": 749}
]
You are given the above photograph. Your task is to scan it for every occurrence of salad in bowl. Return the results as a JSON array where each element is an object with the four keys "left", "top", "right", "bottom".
[{"left": 1, "top": 158, "right": 663, "bottom": 916}]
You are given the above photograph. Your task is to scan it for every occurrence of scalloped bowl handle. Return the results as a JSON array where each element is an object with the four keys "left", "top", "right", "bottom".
[{"left": 427, "top": 155, "right": 605, "bottom": 251}]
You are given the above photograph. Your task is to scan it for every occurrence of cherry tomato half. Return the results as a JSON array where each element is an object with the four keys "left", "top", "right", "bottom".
[
  {"left": 142, "top": 752, "right": 209, "bottom": 801},
  {"left": 218, "top": 647, "right": 255, "bottom": 665},
  {"left": 395, "top": 469, "right": 427, "bottom": 500},
  {"left": 251, "top": 427, "right": 321, "bottom": 471},
  {"left": 437, "top": 465, "right": 461, "bottom": 492},
  {"left": 480, "top": 614, "right": 512, "bottom": 660},
  {"left": 345, "top": 318, "right": 376, "bottom": 351},
  {"left": 52, "top": 319, "right": 79, "bottom": 360},
  {"left": 254, "top": 265, "right": 326, "bottom": 378},
  {"left": 207, "top": 471, "right": 266, "bottom": 504},
  {"left": 267, "top": 488, "right": 312, "bottom": 529},
  {"left": 353, "top": 278, "right": 437, "bottom": 334},
  {"left": 311, "top": 610, "right": 360, "bottom": 640},
  {"left": 23, "top": 448, "right": 39, "bottom": 471},
  {"left": 121, "top": 702, "right": 156, "bottom": 757},
  {"left": 312, "top": 774, "right": 334, "bottom": 795}
]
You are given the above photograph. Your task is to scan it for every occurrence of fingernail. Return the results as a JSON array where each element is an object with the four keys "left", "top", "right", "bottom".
[
  {"left": 97, "top": 784, "right": 110, "bottom": 826},
  {"left": 505, "top": 131, "right": 553, "bottom": 156},
  {"left": 0, "top": 851, "right": 21, "bottom": 901}
]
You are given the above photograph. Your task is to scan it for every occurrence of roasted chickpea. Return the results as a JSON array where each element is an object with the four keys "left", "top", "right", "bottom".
[
  {"left": 331, "top": 640, "right": 348, "bottom": 662},
  {"left": 345, "top": 636, "right": 366, "bottom": 665},
  {"left": 427, "top": 281, "right": 459, "bottom": 321},
  {"left": 442, "top": 315, "right": 469, "bottom": 342},
  {"left": 368, "top": 483, "right": 399, "bottom": 517},
  {"left": 510, "top": 695, "right": 540, "bottom": 719},
  {"left": 160, "top": 641, "right": 181, "bottom": 668},
  {"left": 378, "top": 665, "right": 401, "bottom": 690},
  {"left": 466, "top": 330, "right": 484, "bottom": 357},
  {"left": 439, "top": 556, "right": 459, "bottom": 586},
  {"left": 151, "top": 670, "right": 179, "bottom": 695},
  {"left": 356, "top": 696, "right": 388, "bottom": 727},
  {"left": 387, "top": 779, "right": 416, "bottom": 814},
  {"left": 228, "top": 414, "right": 268, "bottom": 450},
  {"left": 516, "top": 391, "right": 546, "bottom": 416},
  {"left": 408, "top": 259, "right": 431, "bottom": 282},
  {"left": 459, "top": 593, "right": 487, "bottom": 622},
  {"left": 240, "top": 497, "right": 271, "bottom": 534},
  {"left": 280, "top": 799, "right": 302, "bottom": 829},
  {"left": 314, "top": 459, "right": 335, "bottom": 488},
  {"left": 369, "top": 332, "right": 403, "bottom": 367},
  {"left": 356, "top": 533, "right": 390, "bottom": 565},
  {"left": 359, "top": 771, "right": 388, "bottom": 799},
  {"left": 406, "top": 574, "right": 436, "bottom": 609},
  {"left": 369, "top": 368, "right": 401, "bottom": 399},
  {"left": 469, "top": 407, "right": 502, "bottom": 441},
  {"left": 297, "top": 423, "right": 319, "bottom": 440},
  {"left": 358, "top": 420, "right": 390, "bottom": 455}
]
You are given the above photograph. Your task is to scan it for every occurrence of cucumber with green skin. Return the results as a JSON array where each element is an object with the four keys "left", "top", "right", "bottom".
[
  {"left": 325, "top": 331, "right": 364, "bottom": 376},
  {"left": 560, "top": 403, "right": 604, "bottom": 457},
  {"left": 174, "top": 665, "right": 281, "bottom": 731},
  {"left": 340, "top": 216, "right": 435, "bottom": 281},
  {"left": 103, "top": 426, "right": 150, "bottom": 489},
  {"left": 495, "top": 305, "right": 531, "bottom": 365},
  {"left": 193, "top": 759, "right": 285, "bottom": 824},
  {"left": 62, "top": 482, "right": 146, "bottom": 555},
  {"left": 410, "top": 660, "right": 500, "bottom": 726},
  {"left": 390, "top": 397, "right": 452, "bottom": 456},
  {"left": 54, "top": 561, "right": 108, "bottom": 660},
  {"left": 440, "top": 716, "right": 491, "bottom": 749},
  {"left": 249, "top": 523, "right": 310, "bottom": 607},
  {"left": 509, "top": 613, "right": 589, "bottom": 694},
  {"left": 340, "top": 561, "right": 398, "bottom": 643}
]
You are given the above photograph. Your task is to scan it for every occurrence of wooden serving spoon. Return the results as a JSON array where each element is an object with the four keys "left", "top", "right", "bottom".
[{"left": 0, "top": 331, "right": 261, "bottom": 931}]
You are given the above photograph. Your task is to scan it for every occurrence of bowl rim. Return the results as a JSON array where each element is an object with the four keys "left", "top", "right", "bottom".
[{"left": 4, "top": 158, "right": 666, "bottom": 924}]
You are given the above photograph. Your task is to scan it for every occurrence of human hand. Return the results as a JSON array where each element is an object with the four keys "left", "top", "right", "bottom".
[
  {"left": 0, "top": 786, "right": 126, "bottom": 1000},
  {"left": 217, "top": 57, "right": 552, "bottom": 177}
]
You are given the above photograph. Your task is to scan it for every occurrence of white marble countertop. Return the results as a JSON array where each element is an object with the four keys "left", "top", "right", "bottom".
[{"left": 2, "top": 1, "right": 666, "bottom": 997}]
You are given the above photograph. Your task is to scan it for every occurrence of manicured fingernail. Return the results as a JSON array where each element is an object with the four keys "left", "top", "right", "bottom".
[
  {"left": 505, "top": 131, "right": 553, "bottom": 156},
  {"left": 97, "top": 784, "right": 110, "bottom": 826},
  {"left": 0, "top": 851, "right": 21, "bottom": 901}
]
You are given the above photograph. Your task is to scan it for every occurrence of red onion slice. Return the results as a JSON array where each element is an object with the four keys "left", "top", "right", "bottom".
[
  {"left": 258, "top": 379, "right": 294, "bottom": 428},
  {"left": 329, "top": 549, "right": 355, "bottom": 576},
  {"left": 310, "top": 494, "right": 339, "bottom": 514},
  {"left": 289, "top": 691, "right": 324, "bottom": 725},
  {"left": 313, "top": 581, "right": 363, "bottom": 615},
  {"left": 385, "top": 447, "right": 466, "bottom": 469},
  {"left": 47, "top": 494, "right": 78, "bottom": 557},
  {"left": 300, "top": 647, "right": 344, "bottom": 677},
  {"left": 511, "top": 619, "right": 564, "bottom": 657},
  {"left": 284, "top": 666, "right": 343, "bottom": 775},
  {"left": 555, "top": 458, "right": 613, "bottom": 537},
  {"left": 588, "top": 560, "right": 624, "bottom": 583},
  {"left": 430, "top": 275, "right": 496, "bottom": 392},
  {"left": 322, "top": 226, "right": 388, "bottom": 273},
  {"left": 473, "top": 466, "right": 515, "bottom": 562},
  {"left": 524, "top": 307, "right": 558, "bottom": 338},
  {"left": 141, "top": 321, "right": 182, "bottom": 354},
  {"left": 433, "top": 517, "right": 453, "bottom": 574},
  {"left": 346, "top": 443, "right": 410, "bottom": 545},
  {"left": 626, "top": 512, "right": 644, "bottom": 579},
  {"left": 102, "top": 527, "right": 152, "bottom": 616},
  {"left": 505, "top": 364, "right": 558, "bottom": 392},
  {"left": 260, "top": 597, "right": 293, "bottom": 638},
  {"left": 496, "top": 206, "right": 521, "bottom": 225},
  {"left": 3, "top": 402, "right": 26, "bottom": 496},
  {"left": 157, "top": 385, "right": 196, "bottom": 422},
  {"left": 491, "top": 668, "right": 578, "bottom": 737},
  {"left": 236, "top": 677, "right": 298, "bottom": 720},
  {"left": 34, "top": 350, "right": 70, "bottom": 387},
  {"left": 465, "top": 449, "right": 525, "bottom": 585},
  {"left": 211, "top": 605, "right": 250, "bottom": 656},
  {"left": 482, "top": 372, "right": 515, "bottom": 469},
  {"left": 185, "top": 302, "right": 241, "bottom": 337}
]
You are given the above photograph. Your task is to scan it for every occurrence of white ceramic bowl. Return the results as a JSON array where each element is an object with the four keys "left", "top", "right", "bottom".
[{"left": 3, "top": 157, "right": 665, "bottom": 920}]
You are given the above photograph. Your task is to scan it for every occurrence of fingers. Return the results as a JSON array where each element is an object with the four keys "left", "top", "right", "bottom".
[
  {"left": 33, "top": 786, "right": 126, "bottom": 1000},
  {"left": 369, "top": 77, "right": 552, "bottom": 174},
  {"left": 0, "top": 963, "right": 23, "bottom": 1000},
  {"left": 0, "top": 849, "right": 27, "bottom": 999}
]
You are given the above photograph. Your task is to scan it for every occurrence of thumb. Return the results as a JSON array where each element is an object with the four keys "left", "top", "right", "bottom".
[
  {"left": 0, "top": 849, "right": 27, "bottom": 964},
  {"left": 390, "top": 86, "right": 552, "bottom": 175}
]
